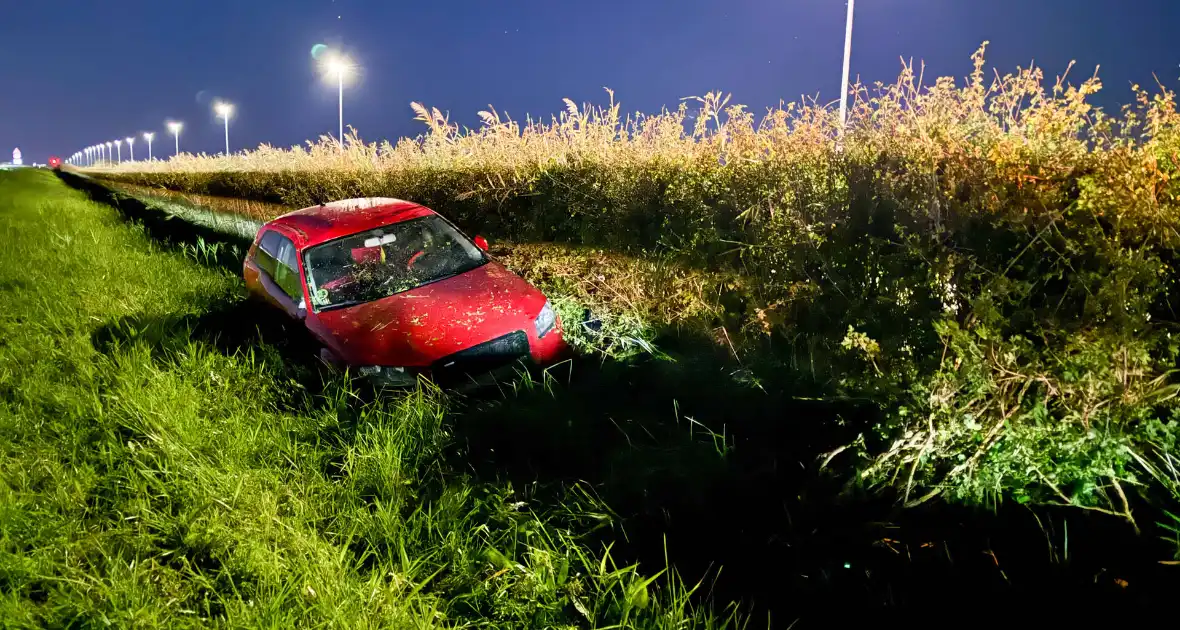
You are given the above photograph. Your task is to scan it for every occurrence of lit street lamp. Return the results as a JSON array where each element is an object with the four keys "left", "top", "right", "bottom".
[
  {"left": 214, "top": 102, "right": 233, "bottom": 156},
  {"left": 114, "top": 139, "right": 122, "bottom": 164},
  {"left": 321, "top": 52, "right": 355, "bottom": 149},
  {"left": 126, "top": 137, "right": 135, "bottom": 162},
  {"left": 167, "top": 121, "right": 183, "bottom": 157},
  {"left": 144, "top": 132, "right": 155, "bottom": 161},
  {"left": 839, "top": 0, "right": 855, "bottom": 129}
]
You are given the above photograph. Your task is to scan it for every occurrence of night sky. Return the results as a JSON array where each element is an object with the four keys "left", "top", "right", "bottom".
[{"left": 2, "top": 0, "right": 1178, "bottom": 163}]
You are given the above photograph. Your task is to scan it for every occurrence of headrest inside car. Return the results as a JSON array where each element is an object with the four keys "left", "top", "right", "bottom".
[{"left": 351, "top": 247, "right": 382, "bottom": 264}]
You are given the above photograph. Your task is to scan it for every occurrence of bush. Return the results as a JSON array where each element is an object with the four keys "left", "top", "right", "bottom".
[{"left": 92, "top": 44, "right": 1180, "bottom": 518}]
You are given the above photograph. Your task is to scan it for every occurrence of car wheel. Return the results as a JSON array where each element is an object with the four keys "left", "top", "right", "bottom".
[{"left": 318, "top": 347, "right": 343, "bottom": 368}]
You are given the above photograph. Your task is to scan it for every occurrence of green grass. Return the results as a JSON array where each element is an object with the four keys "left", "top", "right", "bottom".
[
  {"left": 87, "top": 49, "right": 1180, "bottom": 515},
  {"left": 0, "top": 169, "right": 742, "bottom": 628}
]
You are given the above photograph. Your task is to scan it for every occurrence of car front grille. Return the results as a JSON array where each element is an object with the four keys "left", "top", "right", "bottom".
[{"left": 430, "top": 330, "right": 530, "bottom": 384}]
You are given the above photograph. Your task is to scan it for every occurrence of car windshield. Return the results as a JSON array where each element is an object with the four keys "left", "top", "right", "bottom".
[{"left": 303, "top": 215, "right": 487, "bottom": 310}]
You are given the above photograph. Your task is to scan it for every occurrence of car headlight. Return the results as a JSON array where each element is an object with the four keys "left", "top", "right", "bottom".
[
  {"left": 534, "top": 300, "right": 557, "bottom": 338},
  {"left": 357, "top": 365, "right": 417, "bottom": 387}
]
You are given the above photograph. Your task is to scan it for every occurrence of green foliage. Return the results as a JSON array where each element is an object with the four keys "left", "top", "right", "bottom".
[
  {"left": 86, "top": 47, "right": 1180, "bottom": 519},
  {"left": 0, "top": 170, "right": 739, "bottom": 628}
]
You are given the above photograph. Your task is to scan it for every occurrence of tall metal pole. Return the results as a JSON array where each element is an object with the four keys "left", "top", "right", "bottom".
[
  {"left": 338, "top": 69, "right": 344, "bottom": 150},
  {"left": 839, "top": 0, "right": 855, "bottom": 130},
  {"left": 224, "top": 117, "right": 230, "bottom": 156}
]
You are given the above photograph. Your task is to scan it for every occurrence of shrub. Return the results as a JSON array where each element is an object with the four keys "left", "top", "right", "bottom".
[{"left": 92, "top": 44, "right": 1180, "bottom": 519}]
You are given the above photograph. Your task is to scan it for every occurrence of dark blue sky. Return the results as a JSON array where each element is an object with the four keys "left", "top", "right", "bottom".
[{"left": 2, "top": 0, "right": 1177, "bottom": 162}]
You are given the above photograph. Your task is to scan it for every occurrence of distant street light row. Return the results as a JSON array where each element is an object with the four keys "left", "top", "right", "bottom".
[
  {"left": 65, "top": 121, "right": 184, "bottom": 167},
  {"left": 64, "top": 49, "right": 356, "bottom": 167},
  {"left": 57, "top": 28, "right": 863, "bottom": 164}
]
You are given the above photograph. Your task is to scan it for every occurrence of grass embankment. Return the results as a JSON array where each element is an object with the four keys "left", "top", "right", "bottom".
[
  {"left": 70, "top": 136, "right": 1180, "bottom": 625},
  {"left": 90, "top": 46, "right": 1180, "bottom": 525},
  {"left": 0, "top": 169, "right": 738, "bottom": 628}
]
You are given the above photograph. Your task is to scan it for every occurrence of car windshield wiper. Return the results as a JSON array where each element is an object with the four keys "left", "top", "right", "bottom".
[{"left": 318, "top": 298, "right": 365, "bottom": 312}]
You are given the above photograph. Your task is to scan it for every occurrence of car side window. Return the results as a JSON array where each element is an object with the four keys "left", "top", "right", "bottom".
[
  {"left": 272, "top": 236, "right": 304, "bottom": 303},
  {"left": 255, "top": 230, "right": 282, "bottom": 277}
]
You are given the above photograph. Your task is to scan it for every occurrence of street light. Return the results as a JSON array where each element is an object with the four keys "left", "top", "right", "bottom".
[
  {"left": 167, "top": 121, "right": 183, "bottom": 157},
  {"left": 144, "top": 132, "right": 155, "bottom": 161},
  {"left": 321, "top": 52, "right": 355, "bottom": 149},
  {"left": 214, "top": 102, "right": 233, "bottom": 156},
  {"left": 105, "top": 141, "right": 112, "bottom": 164},
  {"left": 126, "top": 137, "right": 135, "bottom": 162},
  {"left": 839, "top": 0, "right": 855, "bottom": 130},
  {"left": 114, "top": 139, "right": 122, "bottom": 163}
]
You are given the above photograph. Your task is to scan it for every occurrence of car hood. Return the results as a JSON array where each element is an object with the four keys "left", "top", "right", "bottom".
[{"left": 315, "top": 261, "right": 547, "bottom": 366}]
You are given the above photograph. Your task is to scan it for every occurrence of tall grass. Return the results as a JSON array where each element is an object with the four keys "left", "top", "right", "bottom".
[
  {"left": 89, "top": 45, "right": 1180, "bottom": 523},
  {"left": 0, "top": 169, "right": 743, "bottom": 628}
]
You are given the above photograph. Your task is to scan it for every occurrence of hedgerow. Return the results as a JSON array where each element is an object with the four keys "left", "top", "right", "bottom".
[{"left": 93, "top": 45, "right": 1180, "bottom": 520}]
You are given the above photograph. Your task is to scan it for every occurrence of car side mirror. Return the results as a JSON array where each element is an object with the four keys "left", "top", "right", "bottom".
[{"left": 473, "top": 235, "right": 489, "bottom": 251}]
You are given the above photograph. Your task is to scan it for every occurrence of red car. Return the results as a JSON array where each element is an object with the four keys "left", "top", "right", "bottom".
[{"left": 243, "top": 197, "right": 566, "bottom": 386}]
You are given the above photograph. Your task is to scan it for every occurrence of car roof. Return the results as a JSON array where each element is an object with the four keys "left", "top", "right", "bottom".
[{"left": 267, "top": 197, "right": 437, "bottom": 248}]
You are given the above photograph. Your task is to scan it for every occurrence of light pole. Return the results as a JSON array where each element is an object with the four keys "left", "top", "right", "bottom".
[
  {"left": 322, "top": 52, "right": 354, "bottom": 149},
  {"left": 167, "top": 121, "right": 183, "bottom": 157},
  {"left": 839, "top": 0, "right": 855, "bottom": 130},
  {"left": 126, "top": 137, "right": 135, "bottom": 162},
  {"left": 105, "top": 141, "right": 112, "bottom": 164},
  {"left": 114, "top": 139, "right": 122, "bottom": 163},
  {"left": 144, "top": 132, "right": 154, "bottom": 161},
  {"left": 214, "top": 102, "right": 234, "bottom": 156}
]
